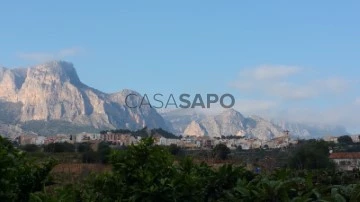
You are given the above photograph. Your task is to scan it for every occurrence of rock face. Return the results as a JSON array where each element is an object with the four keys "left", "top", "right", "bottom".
[
  {"left": 178, "top": 109, "right": 285, "bottom": 141},
  {"left": 246, "top": 115, "right": 286, "bottom": 140},
  {"left": 184, "top": 121, "right": 207, "bottom": 137},
  {"left": 164, "top": 108, "right": 350, "bottom": 140},
  {"left": 200, "top": 109, "right": 246, "bottom": 137},
  {"left": 0, "top": 61, "right": 168, "bottom": 133},
  {"left": 160, "top": 108, "right": 205, "bottom": 136}
]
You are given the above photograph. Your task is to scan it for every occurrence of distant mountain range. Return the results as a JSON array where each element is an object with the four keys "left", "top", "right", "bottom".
[
  {"left": 161, "top": 109, "right": 349, "bottom": 140},
  {"left": 0, "top": 61, "right": 350, "bottom": 139},
  {"left": 270, "top": 120, "right": 349, "bottom": 138},
  {"left": 162, "top": 109, "right": 288, "bottom": 140}
]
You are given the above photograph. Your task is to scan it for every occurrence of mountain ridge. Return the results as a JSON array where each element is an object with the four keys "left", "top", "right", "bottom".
[
  {"left": 0, "top": 61, "right": 169, "bottom": 136},
  {"left": 163, "top": 108, "right": 350, "bottom": 140}
]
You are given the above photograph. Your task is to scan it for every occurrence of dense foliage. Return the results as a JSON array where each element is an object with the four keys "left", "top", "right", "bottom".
[
  {"left": 0, "top": 136, "right": 55, "bottom": 201},
  {"left": 212, "top": 143, "right": 231, "bottom": 160},
  {"left": 338, "top": 135, "right": 354, "bottom": 144},
  {"left": 20, "top": 144, "right": 42, "bottom": 152},
  {"left": 288, "top": 139, "right": 335, "bottom": 170},
  {"left": 44, "top": 142, "right": 75, "bottom": 153},
  {"left": 28, "top": 137, "right": 360, "bottom": 202}
]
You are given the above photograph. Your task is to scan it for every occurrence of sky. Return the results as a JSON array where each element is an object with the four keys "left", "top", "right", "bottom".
[{"left": 0, "top": 1, "right": 359, "bottom": 132}]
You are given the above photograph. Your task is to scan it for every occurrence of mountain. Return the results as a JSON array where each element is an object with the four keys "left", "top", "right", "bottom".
[
  {"left": 163, "top": 109, "right": 350, "bottom": 140},
  {"left": 160, "top": 108, "right": 205, "bottom": 136},
  {"left": 0, "top": 61, "right": 168, "bottom": 136},
  {"left": 183, "top": 121, "right": 207, "bottom": 137},
  {"left": 271, "top": 120, "right": 349, "bottom": 138},
  {"left": 179, "top": 109, "right": 286, "bottom": 141}
]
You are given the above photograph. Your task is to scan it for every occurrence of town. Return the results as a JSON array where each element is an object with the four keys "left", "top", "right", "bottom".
[
  {"left": 12, "top": 128, "right": 360, "bottom": 150},
  {"left": 14, "top": 128, "right": 296, "bottom": 150}
]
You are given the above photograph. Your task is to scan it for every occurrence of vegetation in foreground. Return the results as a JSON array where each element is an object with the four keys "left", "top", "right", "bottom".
[
  {"left": 2, "top": 136, "right": 360, "bottom": 201},
  {"left": 0, "top": 137, "right": 55, "bottom": 201}
]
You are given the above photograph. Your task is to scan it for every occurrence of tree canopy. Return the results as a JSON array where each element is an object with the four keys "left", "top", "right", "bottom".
[
  {"left": 338, "top": 135, "right": 353, "bottom": 144},
  {"left": 0, "top": 136, "right": 55, "bottom": 201}
]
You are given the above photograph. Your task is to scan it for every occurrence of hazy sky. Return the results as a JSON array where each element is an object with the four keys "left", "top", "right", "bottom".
[{"left": 1, "top": 1, "right": 359, "bottom": 132}]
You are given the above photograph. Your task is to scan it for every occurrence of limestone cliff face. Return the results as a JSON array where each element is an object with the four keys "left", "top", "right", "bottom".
[
  {"left": 0, "top": 61, "right": 168, "bottom": 130},
  {"left": 164, "top": 108, "right": 349, "bottom": 140},
  {"left": 184, "top": 121, "right": 207, "bottom": 137},
  {"left": 199, "top": 109, "right": 248, "bottom": 138},
  {"left": 178, "top": 109, "right": 285, "bottom": 140}
]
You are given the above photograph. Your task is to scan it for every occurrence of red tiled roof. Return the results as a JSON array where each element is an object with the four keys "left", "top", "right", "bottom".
[{"left": 329, "top": 152, "right": 360, "bottom": 159}]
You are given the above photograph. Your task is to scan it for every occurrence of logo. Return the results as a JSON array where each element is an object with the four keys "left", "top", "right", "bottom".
[{"left": 125, "top": 93, "right": 235, "bottom": 109}]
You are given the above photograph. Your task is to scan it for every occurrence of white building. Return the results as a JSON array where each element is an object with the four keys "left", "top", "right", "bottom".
[{"left": 329, "top": 152, "right": 360, "bottom": 171}]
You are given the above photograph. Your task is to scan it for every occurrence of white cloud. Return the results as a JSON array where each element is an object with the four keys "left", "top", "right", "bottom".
[
  {"left": 233, "top": 99, "right": 277, "bottom": 114},
  {"left": 276, "top": 103, "right": 360, "bottom": 133},
  {"left": 252, "top": 65, "right": 301, "bottom": 80},
  {"left": 229, "top": 65, "right": 360, "bottom": 132},
  {"left": 239, "top": 65, "right": 301, "bottom": 81},
  {"left": 232, "top": 65, "right": 351, "bottom": 100},
  {"left": 17, "top": 47, "right": 83, "bottom": 62},
  {"left": 314, "top": 77, "right": 350, "bottom": 93}
]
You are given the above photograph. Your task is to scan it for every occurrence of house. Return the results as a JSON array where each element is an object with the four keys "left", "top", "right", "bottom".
[
  {"left": 157, "top": 137, "right": 181, "bottom": 146},
  {"left": 180, "top": 136, "right": 199, "bottom": 149},
  {"left": 75, "top": 133, "right": 100, "bottom": 143},
  {"left": 350, "top": 135, "right": 360, "bottom": 143},
  {"left": 35, "top": 136, "right": 46, "bottom": 145},
  {"left": 202, "top": 139, "right": 213, "bottom": 148},
  {"left": 329, "top": 152, "right": 360, "bottom": 171},
  {"left": 19, "top": 135, "right": 37, "bottom": 145},
  {"left": 323, "top": 136, "right": 339, "bottom": 143},
  {"left": 100, "top": 132, "right": 136, "bottom": 145}
]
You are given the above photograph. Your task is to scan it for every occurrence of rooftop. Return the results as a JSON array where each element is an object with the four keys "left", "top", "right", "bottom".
[{"left": 329, "top": 152, "right": 360, "bottom": 159}]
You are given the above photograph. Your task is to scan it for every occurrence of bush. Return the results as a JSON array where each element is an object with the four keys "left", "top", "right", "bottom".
[
  {"left": 77, "top": 142, "right": 92, "bottom": 153},
  {"left": 0, "top": 136, "right": 56, "bottom": 201},
  {"left": 168, "top": 144, "right": 181, "bottom": 155},
  {"left": 98, "top": 142, "right": 111, "bottom": 164},
  {"left": 288, "top": 139, "right": 334, "bottom": 170},
  {"left": 30, "top": 137, "right": 360, "bottom": 201},
  {"left": 338, "top": 135, "right": 353, "bottom": 144},
  {"left": 82, "top": 151, "right": 99, "bottom": 163},
  {"left": 20, "top": 144, "right": 41, "bottom": 152},
  {"left": 212, "top": 143, "right": 231, "bottom": 160},
  {"left": 44, "top": 142, "right": 75, "bottom": 153}
]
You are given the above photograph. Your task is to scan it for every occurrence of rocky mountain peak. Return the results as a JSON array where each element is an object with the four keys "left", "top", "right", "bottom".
[
  {"left": 0, "top": 61, "right": 169, "bottom": 134},
  {"left": 109, "top": 89, "right": 144, "bottom": 107},
  {"left": 217, "top": 108, "right": 245, "bottom": 121},
  {"left": 165, "top": 108, "right": 286, "bottom": 140},
  {"left": 28, "top": 60, "right": 81, "bottom": 85},
  {"left": 184, "top": 120, "right": 207, "bottom": 137}
]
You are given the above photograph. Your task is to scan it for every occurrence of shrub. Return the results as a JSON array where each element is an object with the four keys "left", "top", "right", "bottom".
[
  {"left": 212, "top": 143, "right": 231, "bottom": 160},
  {"left": 0, "top": 136, "right": 56, "bottom": 201}
]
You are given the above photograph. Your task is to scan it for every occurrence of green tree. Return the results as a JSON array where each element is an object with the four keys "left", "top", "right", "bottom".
[
  {"left": 82, "top": 151, "right": 99, "bottom": 163},
  {"left": 212, "top": 143, "right": 231, "bottom": 160},
  {"left": 97, "top": 142, "right": 111, "bottom": 164},
  {"left": 44, "top": 142, "right": 75, "bottom": 153},
  {"left": 0, "top": 136, "right": 56, "bottom": 201},
  {"left": 168, "top": 144, "right": 181, "bottom": 156},
  {"left": 20, "top": 144, "right": 41, "bottom": 152},
  {"left": 30, "top": 137, "right": 360, "bottom": 201},
  {"left": 77, "top": 142, "right": 92, "bottom": 153},
  {"left": 338, "top": 135, "right": 353, "bottom": 144},
  {"left": 288, "top": 140, "right": 334, "bottom": 170},
  {"left": 236, "top": 145, "right": 243, "bottom": 151}
]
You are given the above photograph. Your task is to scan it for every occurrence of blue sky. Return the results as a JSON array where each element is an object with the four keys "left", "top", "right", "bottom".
[{"left": 1, "top": 1, "right": 360, "bottom": 132}]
